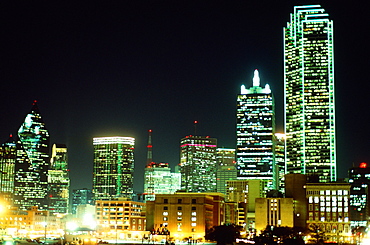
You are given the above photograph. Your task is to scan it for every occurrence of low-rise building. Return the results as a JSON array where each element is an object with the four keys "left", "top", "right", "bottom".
[
  {"left": 95, "top": 199, "right": 146, "bottom": 241},
  {"left": 146, "top": 192, "right": 225, "bottom": 242}
]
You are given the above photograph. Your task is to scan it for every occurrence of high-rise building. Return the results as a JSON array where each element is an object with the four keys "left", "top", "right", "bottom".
[
  {"left": 93, "top": 136, "right": 135, "bottom": 200},
  {"left": 180, "top": 135, "right": 217, "bottom": 192},
  {"left": 144, "top": 162, "right": 181, "bottom": 201},
  {"left": 236, "top": 70, "right": 275, "bottom": 189},
  {"left": 348, "top": 162, "right": 370, "bottom": 228},
  {"left": 284, "top": 5, "right": 336, "bottom": 182},
  {"left": 72, "top": 188, "right": 94, "bottom": 214},
  {"left": 14, "top": 101, "right": 50, "bottom": 210},
  {"left": 48, "top": 144, "right": 70, "bottom": 214},
  {"left": 0, "top": 135, "right": 16, "bottom": 205},
  {"left": 274, "top": 133, "right": 285, "bottom": 193},
  {"left": 216, "top": 148, "right": 236, "bottom": 195}
]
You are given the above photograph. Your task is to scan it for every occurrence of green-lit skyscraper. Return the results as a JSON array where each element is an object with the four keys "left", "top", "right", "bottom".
[
  {"left": 236, "top": 70, "right": 275, "bottom": 189},
  {"left": 93, "top": 136, "right": 135, "bottom": 200},
  {"left": 14, "top": 101, "right": 50, "bottom": 210},
  {"left": 284, "top": 5, "right": 336, "bottom": 182}
]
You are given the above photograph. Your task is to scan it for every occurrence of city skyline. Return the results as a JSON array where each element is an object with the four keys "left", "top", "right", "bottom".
[{"left": 1, "top": 1, "right": 369, "bottom": 192}]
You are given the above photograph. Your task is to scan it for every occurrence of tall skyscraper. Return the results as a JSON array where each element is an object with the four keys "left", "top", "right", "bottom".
[
  {"left": 0, "top": 135, "right": 16, "bottom": 205},
  {"left": 14, "top": 101, "right": 50, "bottom": 210},
  {"left": 144, "top": 162, "right": 181, "bottom": 201},
  {"left": 93, "top": 136, "right": 135, "bottom": 200},
  {"left": 216, "top": 148, "right": 237, "bottom": 195},
  {"left": 284, "top": 5, "right": 336, "bottom": 182},
  {"left": 236, "top": 70, "right": 275, "bottom": 189},
  {"left": 180, "top": 135, "right": 217, "bottom": 192},
  {"left": 48, "top": 144, "right": 70, "bottom": 214}
]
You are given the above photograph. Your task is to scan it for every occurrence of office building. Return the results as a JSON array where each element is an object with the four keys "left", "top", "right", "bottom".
[
  {"left": 95, "top": 199, "right": 146, "bottom": 240},
  {"left": 144, "top": 162, "right": 181, "bottom": 201},
  {"left": 14, "top": 101, "right": 50, "bottom": 210},
  {"left": 284, "top": 5, "right": 336, "bottom": 182},
  {"left": 180, "top": 135, "right": 217, "bottom": 192},
  {"left": 72, "top": 188, "right": 94, "bottom": 215},
  {"left": 255, "top": 198, "right": 294, "bottom": 234},
  {"left": 305, "top": 183, "right": 351, "bottom": 243},
  {"left": 348, "top": 162, "right": 370, "bottom": 228},
  {"left": 216, "top": 148, "right": 236, "bottom": 195},
  {"left": 0, "top": 135, "right": 16, "bottom": 205},
  {"left": 274, "top": 133, "right": 285, "bottom": 193},
  {"left": 146, "top": 192, "right": 225, "bottom": 241},
  {"left": 48, "top": 144, "right": 70, "bottom": 214},
  {"left": 93, "top": 137, "right": 135, "bottom": 200},
  {"left": 236, "top": 70, "right": 275, "bottom": 189}
]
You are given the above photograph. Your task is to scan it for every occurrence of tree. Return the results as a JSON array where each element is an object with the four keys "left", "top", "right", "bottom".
[
  {"left": 205, "top": 224, "right": 242, "bottom": 245},
  {"left": 308, "top": 224, "right": 325, "bottom": 244}
]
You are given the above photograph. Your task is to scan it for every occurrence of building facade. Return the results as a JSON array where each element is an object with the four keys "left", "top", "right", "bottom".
[
  {"left": 305, "top": 183, "right": 351, "bottom": 243},
  {"left": 216, "top": 148, "right": 237, "bottom": 195},
  {"left": 180, "top": 135, "right": 217, "bottom": 192},
  {"left": 284, "top": 5, "right": 336, "bottom": 182},
  {"left": 255, "top": 198, "right": 294, "bottom": 234},
  {"left": 144, "top": 162, "right": 181, "bottom": 201},
  {"left": 236, "top": 70, "right": 275, "bottom": 189},
  {"left": 14, "top": 101, "right": 50, "bottom": 210},
  {"left": 348, "top": 162, "right": 370, "bottom": 228},
  {"left": 93, "top": 137, "right": 135, "bottom": 200},
  {"left": 72, "top": 188, "right": 94, "bottom": 215},
  {"left": 0, "top": 136, "right": 16, "bottom": 205},
  {"left": 48, "top": 144, "right": 70, "bottom": 214},
  {"left": 95, "top": 199, "right": 146, "bottom": 240},
  {"left": 146, "top": 193, "right": 225, "bottom": 242}
]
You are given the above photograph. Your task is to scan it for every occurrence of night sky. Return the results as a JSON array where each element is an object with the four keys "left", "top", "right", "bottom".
[{"left": 1, "top": 1, "right": 369, "bottom": 193}]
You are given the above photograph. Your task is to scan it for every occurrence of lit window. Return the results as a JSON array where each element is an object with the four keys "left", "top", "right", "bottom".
[
  {"left": 163, "top": 212, "right": 168, "bottom": 216},
  {"left": 191, "top": 223, "right": 196, "bottom": 227}
]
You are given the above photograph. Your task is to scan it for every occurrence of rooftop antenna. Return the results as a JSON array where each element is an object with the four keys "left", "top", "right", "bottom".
[
  {"left": 146, "top": 129, "right": 153, "bottom": 165},
  {"left": 194, "top": 121, "right": 198, "bottom": 135}
]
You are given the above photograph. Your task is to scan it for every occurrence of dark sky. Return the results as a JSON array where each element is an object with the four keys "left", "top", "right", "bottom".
[{"left": 1, "top": 1, "right": 369, "bottom": 193}]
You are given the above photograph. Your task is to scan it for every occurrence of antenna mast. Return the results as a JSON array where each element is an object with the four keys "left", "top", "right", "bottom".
[{"left": 146, "top": 129, "right": 153, "bottom": 165}]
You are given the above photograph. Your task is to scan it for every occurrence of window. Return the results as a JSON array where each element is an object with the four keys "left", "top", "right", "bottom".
[
  {"left": 164, "top": 206, "right": 168, "bottom": 210},
  {"left": 192, "top": 207, "right": 196, "bottom": 211},
  {"left": 178, "top": 199, "right": 182, "bottom": 204},
  {"left": 192, "top": 199, "right": 196, "bottom": 204},
  {"left": 178, "top": 207, "right": 182, "bottom": 210},
  {"left": 164, "top": 199, "right": 168, "bottom": 204}
]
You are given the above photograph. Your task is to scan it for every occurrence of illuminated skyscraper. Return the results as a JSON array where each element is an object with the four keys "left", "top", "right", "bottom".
[
  {"left": 48, "top": 144, "right": 70, "bottom": 214},
  {"left": 14, "top": 101, "right": 50, "bottom": 210},
  {"left": 348, "top": 162, "right": 370, "bottom": 228},
  {"left": 0, "top": 135, "right": 16, "bottom": 205},
  {"left": 284, "top": 5, "right": 336, "bottom": 182},
  {"left": 180, "top": 135, "right": 217, "bottom": 192},
  {"left": 216, "top": 148, "right": 237, "bottom": 195},
  {"left": 236, "top": 70, "right": 275, "bottom": 189},
  {"left": 144, "top": 162, "right": 181, "bottom": 201},
  {"left": 93, "top": 136, "right": 135, "bottom": 200}
]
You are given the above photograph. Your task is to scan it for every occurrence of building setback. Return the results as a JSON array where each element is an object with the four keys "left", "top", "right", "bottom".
[
  {"left": 236, "top": 70, "right": 275, "bottom": 189},
  {"left": 284, "top": 5, "right": 336, "bottom": 182},
  {"left": 93, "top": 137, "right": 135, "bottom": 200}
]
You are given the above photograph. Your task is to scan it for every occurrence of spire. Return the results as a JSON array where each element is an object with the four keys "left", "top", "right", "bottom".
[
  {"left": 146, "top": 129, "right": 153, "bottom": 165},
  {"left": 194, "top": 121, "right": 198, "bottom": 135},
  {"left": 253, "top": 69, "right": 260, "bottom": 87}
]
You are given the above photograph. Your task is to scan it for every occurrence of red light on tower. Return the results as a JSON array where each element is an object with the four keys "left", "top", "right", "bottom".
[{"left": 359, "top": 162, "right": 367, "bottom": 168}]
